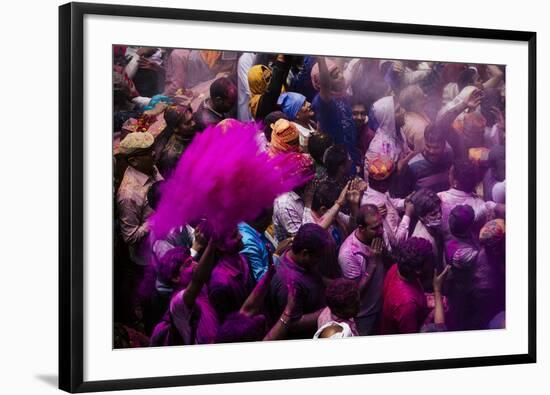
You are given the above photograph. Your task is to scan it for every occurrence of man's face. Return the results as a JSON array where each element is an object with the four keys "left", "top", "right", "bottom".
[
  {"left": 420, "top": 207, "right": 442, "bottom": 230},
  {"left": 297, "top": 248, "right": 322, "bottom": 270},
  {"left": 351, "top": 104, "right": 367, "bottom": 129},
  {"left": 296, "top": 101, "right": 315, "bottom": 123},
  {"left": 423, "top": 140, "right": 446, "bottom": 164},
  {"left": 221, "top": 228, "right": 244, "bottom": 254},
  {"left": 214, "top": 86, "right": 238, "bottom": 113},
  {"left": 361, "top": 213, "right": 384, "bottom": 242},
  {"left": 129, "top": 149, "right": 155, "bottom": 176},
  {"left": 177, "top": 107, "right": 197, "bottom": 137}
]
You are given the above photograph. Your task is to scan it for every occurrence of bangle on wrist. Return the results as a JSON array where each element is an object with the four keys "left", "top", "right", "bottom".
[{"left": 279, "top": 316, "right": 289, "bottom": 326}]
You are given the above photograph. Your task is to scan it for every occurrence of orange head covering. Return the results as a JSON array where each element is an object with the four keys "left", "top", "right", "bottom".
[
  {"left": 367, "top": 154, "right": 395, "bottom": 181},
  {"left": 269, "top": 119, "right": 300, "bottom": 156},
  {"left": 479, "top": 219, "right": 505, "bottom": 247}
]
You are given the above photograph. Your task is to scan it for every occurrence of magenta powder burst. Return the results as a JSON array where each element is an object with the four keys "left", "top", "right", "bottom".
[{"left": 151, "top": 121, "right": 310, "bottom": 239}]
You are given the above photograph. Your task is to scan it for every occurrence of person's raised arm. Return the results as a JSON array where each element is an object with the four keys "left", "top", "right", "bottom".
[
  {"left": 432, "top": 265, "right": 451, "bottom": 325},
  {"left": 346, "top": 178, "right": 367, "bottom": 232},
  {"left": 183, "top": 239, "right": 216, "bottom": 309},
  {"left": 436, "top": 88, "right": 483, "bottom": 129},
  {"left": 239, "top": 250, "right": 277, "bottom": 317},
  {"left": 395, "top": 197, "right": 415, "bottom": 244},
  {"left": 437, "top": 88, "right": 484, "bottom": 159},
  {"left": 255, "top": 54, "right": 291, "bottom": 119},
  {"left": 263, "top": 282, "right": 300, "bottom": 341},
  {"left": 315, "top": 182, "right": 350, "bottom": 230},
  {"left": 482, "top": 65, "right": 504, "bottom": 90},
  {"left": 317, "top": 56, "right": 332, "bottom": 103}
]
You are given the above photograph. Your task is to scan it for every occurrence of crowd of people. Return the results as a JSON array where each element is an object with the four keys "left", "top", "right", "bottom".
[{"left": 112, "top": 46, "right": 506, "bottom": 348}]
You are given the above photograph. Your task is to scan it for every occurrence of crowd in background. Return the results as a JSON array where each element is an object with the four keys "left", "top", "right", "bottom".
[{"left": 112, "top": 46, "right": 506, "bottom": 347}]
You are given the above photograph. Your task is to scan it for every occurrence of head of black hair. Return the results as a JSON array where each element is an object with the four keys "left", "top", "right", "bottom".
[
  {"left": 396, "top": 237, "right": 434, "bottom": 280},
  {"left": 323, "top": 144, "right": 349, "bottom": 178},
  {"left": 308, "top": 132, "right": 334, "bottom": 165},
  {"left": 411, "top": 188, "right": 441, "bottom": 218},
  {"left": 262, "top": 111, "right": 288, "bottom": 142},
  {"left": 452, "top": 159, "right": 479, "bottom": 193}
]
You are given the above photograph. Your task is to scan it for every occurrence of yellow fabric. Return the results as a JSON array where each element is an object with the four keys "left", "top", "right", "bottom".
[
  {"left": 200, "top": 51, "right": 222, "bottom": 69},
  {"left": 248, "top": 65, "right": 272, "bottom": 118}
]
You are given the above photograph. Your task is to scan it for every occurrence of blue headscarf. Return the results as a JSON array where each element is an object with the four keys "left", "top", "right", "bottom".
[
  {"left": 143, "top": 94, "right": 173, "bottom": 111},
  {"left": 277, "top": 92, "right": 306, "bottom": 120}
]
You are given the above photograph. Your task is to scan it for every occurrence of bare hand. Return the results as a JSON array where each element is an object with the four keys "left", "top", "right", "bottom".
[
  {"left": 336, "top": 181, "right": 351, "bottom": 207},
  {"left": 137, "top": 47, "right": 157, "bottom": 57},
  {"left": 370, "top": 237, "right": 384, "bottom": 258},
  {"left": 138, "top": 57, "right": 160, "bottom": 71},
  {"left": 378, "top": 204, "right": 387, "bottom": 218},
  {"left": 284, "top": 282, "right": 301, "bottom": 321},
  {"left": 464, "top": 88, "right": 484, "bottom": 109},
  {"left": 392, "top": 61, "right": 404, "bottom": 74},
  {"left": 346, "top": 178, "right": 364, "bottom": 206},
  {"left": 354, "top": 177, "right": 368, "bottom": 194},
  {"left": 433, "top": 265, "right": 451, "bottom": 292},
  {"left": 397, "top": 150, "right": 416, "bottom": 174},
  {"left": 274, "top": 237, "right": 293, "bottom": 256}
]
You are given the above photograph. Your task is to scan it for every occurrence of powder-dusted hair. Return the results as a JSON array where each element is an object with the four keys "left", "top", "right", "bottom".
[
  {"left": 210, "top": 77, "right": 236, "bottom": 100},
  {"left": 323, "top": 144, "right": 349, "bottom": 177},
  {"left": 453, "top": 159, "right": 479, "bottom": 193},
  {"left": 423, "top": 123, "right": 445, "bottom": 144},
  {"left": 449, "top": 204, "right": 475, "bottom": 236},
  {"left": 396, "top": 237, "right": 433, "bottom": 279},
  {"left": 312, "top": 180, "right": 340, "bottom": 212},
  {"left": 291, "top": 223, "right": 330, "bottom": 254},
  {"left": 325, "top": 278, "right": 359, "bottom": 319}
]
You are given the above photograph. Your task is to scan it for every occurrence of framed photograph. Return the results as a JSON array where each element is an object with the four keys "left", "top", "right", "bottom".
[{"left": 59, "top": 1, "right": 537, "bottom": 393}]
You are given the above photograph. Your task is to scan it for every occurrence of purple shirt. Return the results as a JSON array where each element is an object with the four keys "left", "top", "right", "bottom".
[
  {"left": 269, "top": 251, "right": 325, "bottom": 318},
  {"left": 208, "top": 254, "right": 250, "bottom": 321}
]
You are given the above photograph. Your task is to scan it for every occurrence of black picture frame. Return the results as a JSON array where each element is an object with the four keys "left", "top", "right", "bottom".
[{"left": 59, "top": 2, "right": 537, "bottom": 393}]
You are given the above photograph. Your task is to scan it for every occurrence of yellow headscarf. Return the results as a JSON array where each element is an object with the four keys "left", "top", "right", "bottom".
[{"left": 247, "top": 65, "right": 272, "bottom": 118}]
